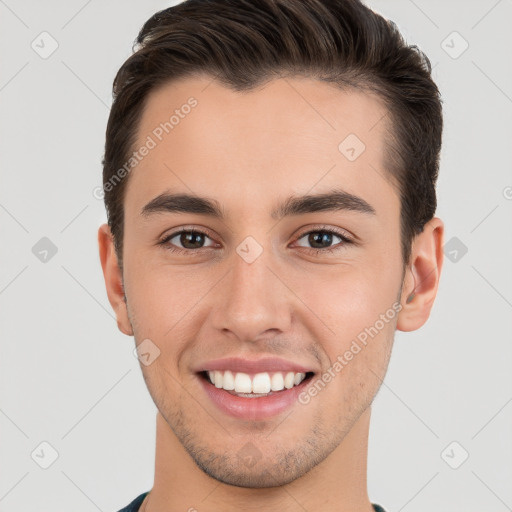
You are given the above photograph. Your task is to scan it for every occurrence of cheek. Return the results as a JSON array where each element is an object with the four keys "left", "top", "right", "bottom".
[
  {"left": 288, "top": 265, "right": 400, "bottom": 400},
  {"left": 124, "top": 262, "right": 214, "bottom": 368},
  {"left": 125, "top": 255, "right": 195, "bottom": 326},
  {"left": 290, "top": 264, "right": 399, "bottom": 341}
]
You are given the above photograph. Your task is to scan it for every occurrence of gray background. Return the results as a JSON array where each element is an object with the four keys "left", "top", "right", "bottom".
[{"left": 0, "top": 1, "right": 511, "bottom": 511}]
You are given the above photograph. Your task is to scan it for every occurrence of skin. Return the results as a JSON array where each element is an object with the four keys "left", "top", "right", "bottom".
[{"left": 98, "top": 75, "right": 444, "bottom": 512}]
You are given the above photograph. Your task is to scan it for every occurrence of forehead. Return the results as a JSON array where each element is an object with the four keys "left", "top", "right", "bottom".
[{"left": 124, "top": 74, "right": 398, "bottom": 221}]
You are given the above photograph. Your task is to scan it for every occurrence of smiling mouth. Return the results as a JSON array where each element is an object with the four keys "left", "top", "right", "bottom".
[{"left": 198, "top": 370, "right": 315, "bottom": 397}]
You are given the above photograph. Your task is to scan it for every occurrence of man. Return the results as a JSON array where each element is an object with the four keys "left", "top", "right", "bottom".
[{"left": 98, "top": 0, "right": 444, "bottom": 510}]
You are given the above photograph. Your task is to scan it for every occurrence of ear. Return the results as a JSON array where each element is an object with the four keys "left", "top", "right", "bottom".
[
  {"left": 98, "top": 223, "right": 133, "bottom": 336},
  {"left": 396, "top": 217, "right": 444, "bottom": 332}
]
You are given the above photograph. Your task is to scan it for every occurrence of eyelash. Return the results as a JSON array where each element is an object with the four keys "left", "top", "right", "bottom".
[{"left": 158, "top": 225, "right": 354, "bottom": 256}]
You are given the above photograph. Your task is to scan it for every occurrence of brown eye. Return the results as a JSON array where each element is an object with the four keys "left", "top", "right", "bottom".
[
  {"left": 176, "top": 231, "right": 206, "bottom": 249},
  {"left": 304, "top": 231, "right": 336, "bottom": 249},
  {"left": 160, "top": 229, "right": 216, "bottom": 253},
  {"left": 294, "top": 227, "right": 353, "bottom": 254}
]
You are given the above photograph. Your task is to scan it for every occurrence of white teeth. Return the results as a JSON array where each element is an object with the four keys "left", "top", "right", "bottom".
[
  {"left": 252, "top": 373, "right": 271, "bottom": 394},
  {"left": 234, "top": 372, "right": 252, "bottom": 393},
  {"left": 214, "top": 370, "right": 223, "bottom": 388},
  {"left": 205, "top": 370, "right": 307, "bottom": 393},
  {"left": 223, "top": 370, "right": 235, "bottom": 390},
  {"left": 271, "top": 372, "right": 284, "bottom": 391},
  {"left": 284, "top": 372, "right": 295, "bottom": 389}
]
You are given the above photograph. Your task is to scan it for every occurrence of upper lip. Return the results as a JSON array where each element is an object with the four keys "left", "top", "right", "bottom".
[{"left": 194, "top": 357, "right": 317, "bottom": 374}]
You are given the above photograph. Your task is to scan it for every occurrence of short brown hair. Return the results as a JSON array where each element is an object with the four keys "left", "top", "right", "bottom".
[{"left": 102, "top": 0, "right": 443, "bottom": 271}]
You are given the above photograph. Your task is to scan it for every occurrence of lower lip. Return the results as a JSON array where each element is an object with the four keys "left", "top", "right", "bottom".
[{"left": 197, "top": 373, "right": 313, "bottom": 420}]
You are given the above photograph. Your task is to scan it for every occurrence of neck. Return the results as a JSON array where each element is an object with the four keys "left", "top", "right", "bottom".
[{"left": 143, "top": 407, "right": 375, "bottom": 512}]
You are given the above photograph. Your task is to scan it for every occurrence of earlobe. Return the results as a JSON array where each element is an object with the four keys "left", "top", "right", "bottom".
[
  {"left": 97, "top": 223, "right": 134, "bottom": 336},
  {"left": 396, "top": 217, "right": 444, "bottom": 332}
]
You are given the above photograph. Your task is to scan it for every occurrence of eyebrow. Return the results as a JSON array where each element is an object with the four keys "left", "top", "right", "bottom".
[{"left": 140, "top": 188, "right": 376, "bottom": 220}]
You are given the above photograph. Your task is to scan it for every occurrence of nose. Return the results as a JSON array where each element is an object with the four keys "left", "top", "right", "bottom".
[{"left": 210, "top": 246, "right": 293, "bottom": 343}]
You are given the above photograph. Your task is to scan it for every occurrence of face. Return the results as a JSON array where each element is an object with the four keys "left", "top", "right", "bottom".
[{"left": 114, "top": 75, "right": 405, "bottom": 487}]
